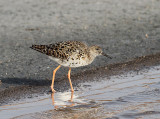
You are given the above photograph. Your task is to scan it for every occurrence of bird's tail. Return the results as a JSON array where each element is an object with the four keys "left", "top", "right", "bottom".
[{"left": 30, "top": 44, "right": 48, "bottom": 54}]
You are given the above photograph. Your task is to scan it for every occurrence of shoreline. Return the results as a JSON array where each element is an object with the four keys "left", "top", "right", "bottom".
[{"left": 0, "top": 52, "right": 160, "bottom": 105}]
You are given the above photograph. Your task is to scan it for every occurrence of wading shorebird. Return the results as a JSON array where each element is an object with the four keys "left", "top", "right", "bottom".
[{"left": 30, "top": 41, "right": 112, "bottom": 92}]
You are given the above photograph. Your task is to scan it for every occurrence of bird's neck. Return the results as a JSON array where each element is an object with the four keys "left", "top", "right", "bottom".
[{"left": 87, "top": 48, "right": 97, "bottom": 64}]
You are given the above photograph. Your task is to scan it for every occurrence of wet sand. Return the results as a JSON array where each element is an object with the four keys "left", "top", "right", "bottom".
[
  {"left": 0, "top": 58, "right": 160, "bottom": 119},
  {"left": 0, "top": 53, "right": 160, "bottom": 105}
]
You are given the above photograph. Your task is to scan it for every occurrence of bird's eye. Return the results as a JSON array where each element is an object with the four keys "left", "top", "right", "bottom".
[{"left": 96, "top": 48, "right": 99, "bottom": 50}]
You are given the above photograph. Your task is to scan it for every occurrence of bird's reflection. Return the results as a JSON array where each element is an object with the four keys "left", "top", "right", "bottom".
[{"left": 51, "top": 92, "right": 75, "bottom": 109}]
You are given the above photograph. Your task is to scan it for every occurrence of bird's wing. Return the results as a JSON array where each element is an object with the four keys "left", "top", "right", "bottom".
[{"left": 30, "top": 41, "right": 88, "bottom": 60}]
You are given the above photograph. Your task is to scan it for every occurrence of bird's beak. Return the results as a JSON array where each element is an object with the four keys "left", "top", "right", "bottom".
[{"left": 102, "top": 52, "right": 112, "bottom": 59}]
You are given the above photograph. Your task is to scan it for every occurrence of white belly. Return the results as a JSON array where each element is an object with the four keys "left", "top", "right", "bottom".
[{"left": 49, "top": 56, "right": 91, "bottom": 68}]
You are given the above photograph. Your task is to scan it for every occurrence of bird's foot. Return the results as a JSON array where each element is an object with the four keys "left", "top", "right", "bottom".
[{"left": 51, "top": 86, "right": 56, "bottom": 93}]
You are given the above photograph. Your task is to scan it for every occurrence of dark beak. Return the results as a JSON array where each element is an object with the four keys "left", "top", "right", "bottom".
[{"left": 102, "top": 52, "right": 112, "bottom": 59}]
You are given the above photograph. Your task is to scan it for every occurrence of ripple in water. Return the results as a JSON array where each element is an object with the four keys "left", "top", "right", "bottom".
[{"left": 0, "top": 66, "right": 160, "bottom": 119}]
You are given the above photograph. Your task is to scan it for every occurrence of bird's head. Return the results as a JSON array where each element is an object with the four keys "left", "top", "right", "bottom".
[{"left": 90, "top": 45, "right": 112, "bottom": 59}]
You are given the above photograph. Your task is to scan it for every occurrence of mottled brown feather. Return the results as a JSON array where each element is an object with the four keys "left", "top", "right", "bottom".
[{"left": 30, "top": 41, "right": 89, "bottom": 60}]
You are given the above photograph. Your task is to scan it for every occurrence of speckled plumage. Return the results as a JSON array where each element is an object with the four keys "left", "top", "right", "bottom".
[
  {"left": 30, "top": 41, "right": 112, "bottom": 92},
  {"left": 30, "top": 41, "right": 110, "bottom": 67}
]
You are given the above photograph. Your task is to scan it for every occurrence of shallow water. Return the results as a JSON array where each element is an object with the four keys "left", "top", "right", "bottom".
[{"left": 0, "top": 66, "right": 160, "bottom": 119}]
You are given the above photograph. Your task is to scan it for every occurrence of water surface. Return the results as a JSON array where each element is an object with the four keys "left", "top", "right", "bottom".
[{"left": 0, "top": 66, "right": 160, "bottom": 119}]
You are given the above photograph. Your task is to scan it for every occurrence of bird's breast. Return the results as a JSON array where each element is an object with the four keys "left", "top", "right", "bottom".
[
  {"left": 49, "top": 55, "right": 91, "bottom": 67},
  {"left": 67, "top": 57, "right": 89, "bottom": 67}
]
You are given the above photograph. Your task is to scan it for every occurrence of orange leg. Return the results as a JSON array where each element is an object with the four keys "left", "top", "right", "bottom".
[
  {"left": 70, "top": 92, "right": 74, "bottom": 102},
  {"left": 68, "top": 68, "right": 74, "bottom": 92},
  {"left": 51, "top": 65, "right": 61, "bottom": 92},
  {"left": 51, "top": 93, "right": 55, "bottom": 105},
  {"left": 70, "top": 92, "right": 75, "bottom": 106},
  {"left": 51, "top": 93, "right": 58, "bottom": 109}
]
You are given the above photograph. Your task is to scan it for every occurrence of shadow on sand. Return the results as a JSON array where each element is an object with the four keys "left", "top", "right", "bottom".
[{"left": 0, "top": 78, "right": 51, "bottom": 86}]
